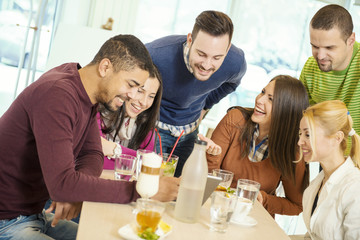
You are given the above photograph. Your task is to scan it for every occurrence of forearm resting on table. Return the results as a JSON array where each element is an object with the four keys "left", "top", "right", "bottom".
[{"left": 261, "top": 190, "right": 302, "bottom": 215}]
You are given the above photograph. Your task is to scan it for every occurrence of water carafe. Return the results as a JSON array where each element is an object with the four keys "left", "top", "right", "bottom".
[{"left": 174, "top": 139, "right": 208, "bottom": 223}]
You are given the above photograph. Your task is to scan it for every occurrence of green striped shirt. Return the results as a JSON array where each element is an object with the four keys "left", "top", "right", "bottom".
[{"left": 300, "top": 41, "right": 360, "bottom": 136}]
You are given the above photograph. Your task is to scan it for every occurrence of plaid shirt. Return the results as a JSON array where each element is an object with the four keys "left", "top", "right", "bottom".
[
  {"left": 183, "top": 42, "right": 193, "bottom": 73},
  {"left": 248, "top": 124, "right": 269, "bottom": 162},
  {"left": 157, "top": 42, "right": 199, "bottom": 137}
]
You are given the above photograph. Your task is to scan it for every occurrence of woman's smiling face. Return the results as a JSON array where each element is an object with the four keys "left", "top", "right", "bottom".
[
  {"left": 124, "top": 76, "right": 159, "bottom": 118},
  {"left": 251, "top": 80, "right": 275, "bottom": 132},
  {"left": 298, "top": 116, "right": 334, "bottom": 163}
]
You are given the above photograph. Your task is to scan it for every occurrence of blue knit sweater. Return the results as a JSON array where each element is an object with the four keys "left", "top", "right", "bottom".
[{"left": 146, "top": 35, "right": 247, "bottom": 126}]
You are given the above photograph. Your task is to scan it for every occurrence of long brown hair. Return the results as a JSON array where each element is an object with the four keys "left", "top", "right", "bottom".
[
  {"left": 99, "top": 65, "right": 163, "bottom": 150},
  {"left": 237, "top": 75, "right": 309, "bottom": 189}
]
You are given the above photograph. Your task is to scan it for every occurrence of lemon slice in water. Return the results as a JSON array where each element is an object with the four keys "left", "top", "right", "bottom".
[{"left": 158, "top": 220, "right": 172, "bottom": 234}]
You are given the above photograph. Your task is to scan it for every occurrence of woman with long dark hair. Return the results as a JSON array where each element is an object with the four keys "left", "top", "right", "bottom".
[
  {"left": 97, "top": 66, "right": 162, "bottom": 169},
  {"left": 206, "top": 75, "right": 309, "bottom": 216}
]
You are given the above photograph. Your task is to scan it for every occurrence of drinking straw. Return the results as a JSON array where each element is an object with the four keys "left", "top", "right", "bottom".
[
  {"left": 155, "top": 128, "right": 163, "bottom": 158},
  {"left": 167, "top": 130, "right": 184, "bottom": 163}
]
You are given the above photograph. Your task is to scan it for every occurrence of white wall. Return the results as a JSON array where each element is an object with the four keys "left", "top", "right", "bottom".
[
  {"left": 46, "top": 23, "right": 117, "bottom": 70},
  {"left": 58, "top": 0, "right": 93, "bottom": 26},
  {"left": 57, "top": 0, "right": 139, "bottom": 33}
]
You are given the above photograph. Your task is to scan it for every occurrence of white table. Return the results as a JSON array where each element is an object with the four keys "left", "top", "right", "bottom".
[{"left": 76, "top": 170, "right": 291, "bottom": 240}]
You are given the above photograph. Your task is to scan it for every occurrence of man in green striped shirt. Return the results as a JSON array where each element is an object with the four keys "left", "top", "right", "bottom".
[{"left": 300, "top": 4, "right": 360, "bottom": 136}]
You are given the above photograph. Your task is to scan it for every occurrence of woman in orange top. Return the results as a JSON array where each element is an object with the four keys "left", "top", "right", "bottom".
[{"left": 206, "top": 75, "right": 309, "bottom": 216}]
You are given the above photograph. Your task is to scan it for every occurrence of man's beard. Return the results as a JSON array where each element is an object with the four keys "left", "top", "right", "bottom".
[
  {"left": 103, "top": 101, "right": 117, "bottom": 112},
  {"left": 316, "top": 59, "right": 332, "bottom": 72},
  {"left": 192, "top": 63, "right": 215, "bottom": 81},
  {"left": 101, "top": 95, "right": 127, "bottom": 112},
  {"left": 194, "top": 63, "right": 215, "bottom": 73}
]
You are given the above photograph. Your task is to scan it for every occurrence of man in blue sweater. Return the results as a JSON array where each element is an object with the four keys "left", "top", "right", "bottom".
[{"left": 146, "top": 10, "right": 247, "bottom": 177}]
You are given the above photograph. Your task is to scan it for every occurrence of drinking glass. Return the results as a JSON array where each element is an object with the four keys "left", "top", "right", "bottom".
[
  {"left": 134, "top": 198, "right": 165, "bottom": 234},
  {"left": 160, "top": 153, "right": 179, "bottom": 177},
  {"left": 136, "top": 151, "right": 162, "bottom": 198},
  {"left": 135, "top": 149, "right": 153, "bottom": 180},
  {"left": 114, "top": 154, "right": 137, "bottom": 181},
  {"left": 212, "top": 169, "right": 234, "bottom": 191},
  {"left": 232, "top": 179, "right": 260, "bottom": 222},
  {"left": 210, "top": 191, "right": 237, "bottom": 233}
]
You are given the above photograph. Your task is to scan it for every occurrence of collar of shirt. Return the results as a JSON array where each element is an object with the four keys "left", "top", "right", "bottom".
[
  {"left": 321, "top": 156, "right": 355, "bottom": 196},
  {"left": 248, "top": 124, "right": 269, "bottom": 162},
  {"left": 183, "top": 42, "right": 193, "bottom": 74}
]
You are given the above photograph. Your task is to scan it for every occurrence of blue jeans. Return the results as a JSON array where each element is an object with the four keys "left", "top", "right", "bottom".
[
  {"left": 0, "top": 210, "right": 78, "bottom": 240},
  {"left": 156, "top": 128, "right": 198, "bottom": 177}
]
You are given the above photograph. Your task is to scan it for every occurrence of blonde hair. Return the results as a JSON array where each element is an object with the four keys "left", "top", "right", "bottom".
[{"left": 300, "top": 100, "right": 360, "bottom": 168}]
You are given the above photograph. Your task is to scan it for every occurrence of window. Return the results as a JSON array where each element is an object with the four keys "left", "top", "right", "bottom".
[
  {"left": 134, "top": 0, "right": 230, "bottom": 43},
  {"left": 134, "top": 0, "right": 328, "bottom": 113},
  {"left": 0, "top": 0, "right": 58, "bottom": 114}
]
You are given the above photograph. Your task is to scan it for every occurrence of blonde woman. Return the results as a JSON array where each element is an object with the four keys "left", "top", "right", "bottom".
[{"left": 298, "top": 100, "right": 360, "bottom": 239}]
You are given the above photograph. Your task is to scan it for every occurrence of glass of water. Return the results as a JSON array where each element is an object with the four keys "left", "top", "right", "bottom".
[
  {"left": 236, "top": 179, "right": 260, "bottom": 204},
  {"left": 231, "top": 179, "right": 260, "bottom": 223},
  {"left": 212, "top": 169, "right": 234, "bottom": 191},
  {"left": 209, "top": 191, "right": 237, "bottom": 233},
  {"left": 114, "top": 154, "right": 137, "bottom": 181}
]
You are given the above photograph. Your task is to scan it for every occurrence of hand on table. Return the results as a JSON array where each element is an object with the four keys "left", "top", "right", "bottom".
[
  {"left": 45, "top": 201, "right": 82, "bottom": 227},
  {"left": 152, "top": 176, "right": 180, "bottom": 202},
  {"left": 198, "top": 133, "right": 222, "bottom": 156}
]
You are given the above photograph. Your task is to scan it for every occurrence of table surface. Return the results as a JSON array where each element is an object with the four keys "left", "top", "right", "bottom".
[{"left": 76, "top": 170, "right": 291, "bottom": 240}]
